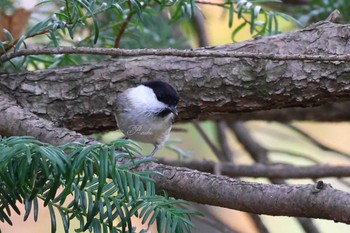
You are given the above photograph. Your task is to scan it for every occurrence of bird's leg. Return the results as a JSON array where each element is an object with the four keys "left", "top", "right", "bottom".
[
  {"left": 137, "top": 145, "right": 159, "bottom": 162},
  {"left": 145, "top": 144, "right": 159, "bottom": 159}
]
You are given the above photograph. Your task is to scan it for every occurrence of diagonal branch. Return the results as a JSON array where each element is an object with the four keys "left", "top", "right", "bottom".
[
  {"left": 230, "top": 122, "right": 319, "bottom": 233},
  {"left": 113, "top": 1, "right": 134, "bottom": 49},
  {"left": 216, "top": 121, "right": 234, "bottom": 162},
  {"left": 0, "top": 90, "right": 95, "bottom": 145},
  {"left": 285, "top": 123, "right": 350, "bottom": 160},
  {"left": 215, "top": 120, "right": 269, "bottom": 233},
  {"left": 192, "top": 120, "right": 225, "bottom": 161}
]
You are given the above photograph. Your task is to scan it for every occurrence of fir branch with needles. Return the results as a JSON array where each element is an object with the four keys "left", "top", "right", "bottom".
[{"left": 0, "top": 136, "right": 201, "bottom": 233}]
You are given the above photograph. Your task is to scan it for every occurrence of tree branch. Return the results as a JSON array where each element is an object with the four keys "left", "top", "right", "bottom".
[
  {"left": 4, "top": 44, "right": 350, "bottom": 63},
  {"left": 1, "top": 97, "right": 350, "bottom": 224},
  {"left": 230, "top": 122, "right": 319, "bottom": 232},
  {"left": 157, "top": 159, "right": 350, "bottom": 179},
  {"left": 216, "top": 121, "right": 234, "bottom": 162},
  {"left": 285, "top": 123, "right": 350, "bottom": 160},
  {"left": 192, "top": 120, "right": 225, "bottom": 161},
  {"left": 136, "top": 162, "right": 350, "bottom": 224},
  {"left": 2, "top": 20, "right": 350, "bottom": 133},
  {"left": 216, "top": 120, "right": 269, "bottom": 233},
  {"left": 113, "top": 1, "right": 134, "bottom": 49},
  {"left": 0, "top": 90, "right": 94, "bottom": 145}
]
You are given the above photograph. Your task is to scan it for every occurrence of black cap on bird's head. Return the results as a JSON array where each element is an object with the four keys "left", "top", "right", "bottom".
[
  {"left": 142, "top": 80, "right": 179, "bottom": 117},
  {"left": 142, "top": 80, "right": 179, "bottom": 105}
]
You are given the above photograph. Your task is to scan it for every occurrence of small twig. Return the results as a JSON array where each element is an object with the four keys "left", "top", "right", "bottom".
[
  {"left": 192, "top": 120, "right": 225, "bottom": 161},
  {"left": 191, "top": 8, "right": 209, "bottom": 47},
  {"left": 296, "top": 218, "right": 321, "bottom": 233},
  {"left": 157, "top": 159, "right": 350, "bottom": 179},
  {"left": 216, "top": 121, "right": 234, "bottom": 162},
  {"left": 250, "top": 214, "right": 270, "bottom": 233},
  {"left": 113, "top": 1, "right": 134, "bottom": 49},
  {"left": 2, "top": 29, "right": 51, "bottom": 53},
  {"left": 182, "top": 203, "right": 241, "bottom": 233},
  {"left": 229, "top": 122, "right": 269, "bottom": 163},
  {"left": 285, "top": 123, "right": 350, "bottom": 160},
  {"left": 4, "top": 46, "right": 350, "bottom": 63},
  {"left": 269, "top": 149, "right": 319, "bottom": 164}
]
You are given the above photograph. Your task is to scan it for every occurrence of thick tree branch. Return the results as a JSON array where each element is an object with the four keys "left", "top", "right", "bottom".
[
  {"left": 137, "top": 162, "right": 350, "bottom": 224},
  {"left": 2, "top": 20, "right": 350, "bottom": 133},
  {"left": 0, "top": 90, "right": 94, "bottom": 145}
]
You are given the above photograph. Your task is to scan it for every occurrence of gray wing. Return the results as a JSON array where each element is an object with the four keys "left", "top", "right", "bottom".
[{"left": 112, "top": 91, "right": 130, "bottom": 113}]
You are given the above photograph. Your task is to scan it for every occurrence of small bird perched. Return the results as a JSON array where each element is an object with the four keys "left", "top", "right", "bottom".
[{"left": 113, "top": 80, "right": 179, "bottom": 158}]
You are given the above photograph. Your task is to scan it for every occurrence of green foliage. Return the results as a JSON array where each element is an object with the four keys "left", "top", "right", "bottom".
[
  {"left": 0, "top": 136, "right": 200, "bottom": 233},
  {"left": 224, "top": 0, "right": 300, "bottom": 41},
  {"left": 0, "top": 0, "right": 191, "bottom": 71},
  {"left": 0, "top": 0, "right": 15, "bottom": 13},
  {"left": 0, "top": 0, "right": 299, "bottom": 72},
  {"left": 269, "top": 0, "right": 350, "bottom": 25},
  {"left": 296, "top": 0, "right": 350, "bottom": 24}
]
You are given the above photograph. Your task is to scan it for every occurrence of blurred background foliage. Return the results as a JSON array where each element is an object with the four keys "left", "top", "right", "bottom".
[
  {"left": 1, "top": 0, "right": 350, "bottom": 233},
  {"left": 0, "top": 0, "right": 300, "bottom": 72},
  {"left": 285, "top": 0, "right": 350, "bottom": 24}
]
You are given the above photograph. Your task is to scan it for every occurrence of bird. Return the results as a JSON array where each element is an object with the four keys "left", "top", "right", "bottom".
[{"left": 112, "top": 80, "right": 179, "bottom": 158}]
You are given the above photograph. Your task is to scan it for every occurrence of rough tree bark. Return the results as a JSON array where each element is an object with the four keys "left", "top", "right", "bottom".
[
  {"left": 1, "top": 15, "right": 350, "bottom": 225},
  {"left": 138, "top": 162, "right": 350, "bottom": 224},
  {"left": 2, "top": 18, "right": 350, "bottom": 135}
]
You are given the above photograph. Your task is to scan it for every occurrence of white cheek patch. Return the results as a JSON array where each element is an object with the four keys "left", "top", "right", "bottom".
[{"left": 128, "top": 85, "right": 168, "bottom": 113}]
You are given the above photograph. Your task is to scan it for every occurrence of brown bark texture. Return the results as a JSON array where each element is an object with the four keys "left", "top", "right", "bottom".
[
  {"left": 2, "top": 20, "right": 350, "bottom": 135},
  {"left": 138, "top": 162, "right": 350, "bottom": 224}
]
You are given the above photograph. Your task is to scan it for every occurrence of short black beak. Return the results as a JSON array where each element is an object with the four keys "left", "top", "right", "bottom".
[{"left": 168, "top": 106, "right": 178, "bottom": 116}]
